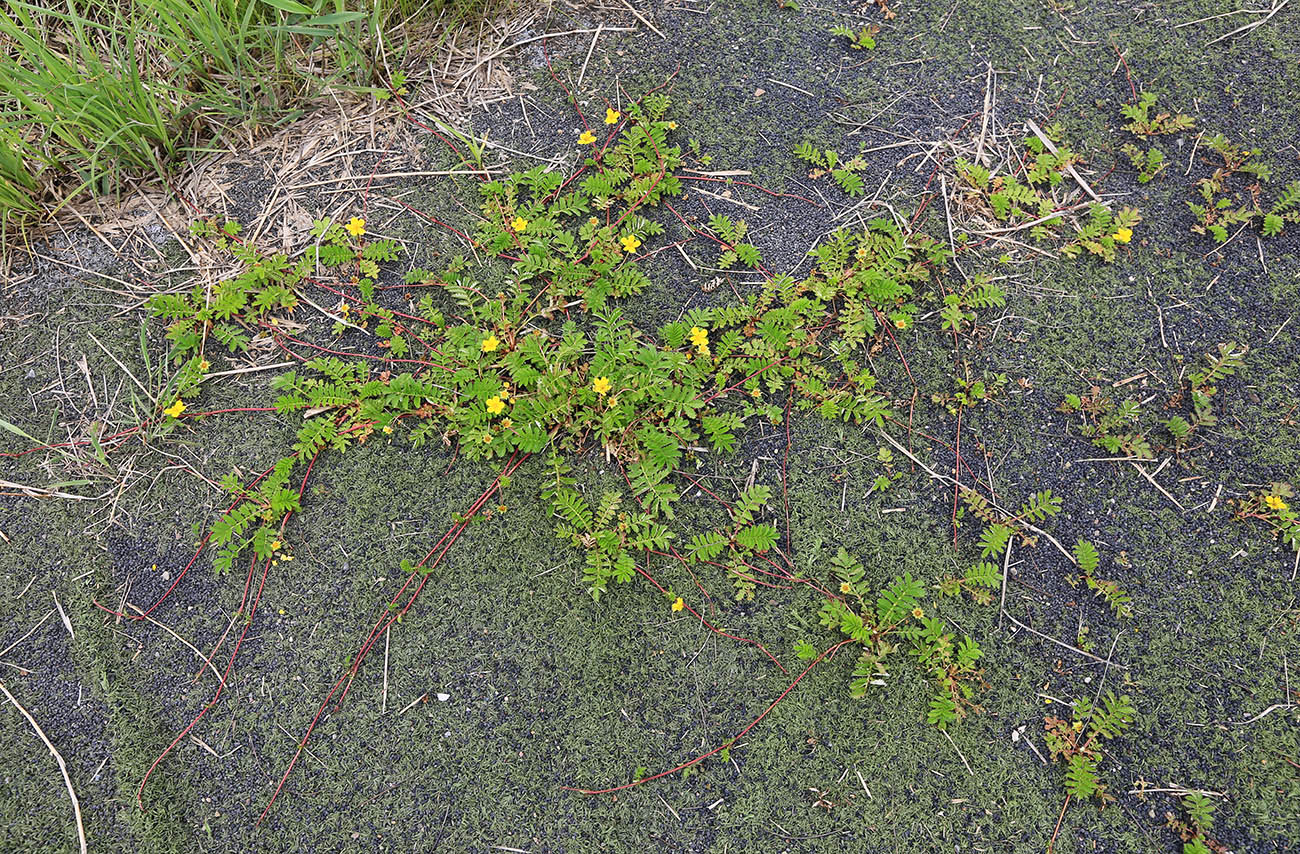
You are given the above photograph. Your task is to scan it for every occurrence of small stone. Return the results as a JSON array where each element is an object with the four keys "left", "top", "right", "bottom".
[{"left": 436, "top": 692, "right": 450, "bottom": 702}]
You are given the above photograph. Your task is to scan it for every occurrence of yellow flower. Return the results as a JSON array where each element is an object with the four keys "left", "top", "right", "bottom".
[
  {"left": 620, "top": 234, "right": 642, "bottom": 253},
  {"left": 592, "top": 376, "right": 612, "bottom": 396},
  {"left": 1265, "top": 494, "right": 1288, "bottom": 511},
  {"left": 578, "top": 130, "right": 597, "bottom": 145},
  {"left": 346, "top": 217, "right": 366, "bottom": 237},
  {"left": 671, "top": 596, "right": 685, "bottom": 612},
  {"left": 1112, "top": 227, "right": 1133, "bottom": 244},
  {"left": 270, "top": 540, "right": 282, "bottom": 551},
  {"left": 481, "top": 334, "right": 499, "bottom": 353},
  {"left": 911, "top": 606, "right": 924, "bottom": 619},
  {"left": 481, "top": 433, "right": 493, "bottom": 443},
  {"left": 605, "top": 107, "right": 620, "bottom": 125},
  {"left": 501, "top": 418, "right": 513, "bottom": 429},
  {"left": 497, "top": 504, "right": 508, "bottom": 513},
  {"left": 163, "top": 399, "right": 186, "bottom": 418},
  {"left": 382, "top": 424, "right": 394, "bottom": 435},
  {"left": 511, "top": 216, "right": 529, "bottom": 233},
  {"left": 199, "top": 359, "right": 210, "bottom": 371},
  {"left": 486, "top": 396, "right": 505, "bottom": 415},
  {"left": 689, "top": 326, "right": 709, "bottom": 347},
  {"left": 839, "top": 582, "right": 853, "bottom": 594},
  {"left": 667, "top": 121, "right": 677, "bottom": 130},
  {"left": 894, "top": 318, "right": 907, "bottom": 330}
]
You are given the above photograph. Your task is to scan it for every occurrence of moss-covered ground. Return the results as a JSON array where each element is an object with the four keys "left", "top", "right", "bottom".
[{"left": 2, "top": 1, "right": 1298, "bottom": 852}]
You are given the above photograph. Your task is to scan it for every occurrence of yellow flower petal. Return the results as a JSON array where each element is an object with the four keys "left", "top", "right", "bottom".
[
  {"left": 671, "top": 596, "right": 685, "bottom": 612},
  {"left": 605, "top": 107, "right": 620, "bottom": 125},
  {"left": 163, "top": 399, "right": 186, "bottom": 418},
  {"left": 486, "top": 396, "right": 505, "bottom": 415},
  {"left": 511, "top": 216, "right": 529, "bottom": 232},
  {"left": 481, "top": 334, "right": 499, "bottom": 353},
  {"left": 592, "top": 376, "right": 612, "bottom": 396},
  {"left": 620, "top": 234, "right": 642, "bottom": 253},
  {"left": 578, "top": 130, "right": 597, "bottom": 145},
  {"left": 346, "top": 217, "right": 366, "bottom": 237},
  {"left": 1112, "top": 227, "right": 1133, "bottom": 244}
]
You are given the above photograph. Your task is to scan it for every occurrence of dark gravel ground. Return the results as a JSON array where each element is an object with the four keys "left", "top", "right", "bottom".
[{"left": 2, "top": 1, "right": 1298, "bottom": 852}]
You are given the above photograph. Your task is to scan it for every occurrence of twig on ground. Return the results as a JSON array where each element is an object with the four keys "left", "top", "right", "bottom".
[
  {"left": 0, "top": 681, "right": 87, "bottom": 854},
  {"left": 1206, "top": 0, "right": 1290, "bottom": 45}
]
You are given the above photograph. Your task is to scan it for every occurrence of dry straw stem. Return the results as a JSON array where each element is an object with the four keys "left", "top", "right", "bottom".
[{"left": 0, "top": 680, "right": 87, "bottom": 854}]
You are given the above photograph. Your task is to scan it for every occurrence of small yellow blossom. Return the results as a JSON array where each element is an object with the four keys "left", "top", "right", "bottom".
[
  {"left": 688, "top": 326, "right": 710, "bottom": 357},
  {"left": 486, "top": 396, "right": 505, "bottom": 415},
  {"left": 839, "top": 581, "right": 853, "bottom": 594},
  {"left": 501, "top": 418, "right": 513, "bottom": 429},
  {"left": 339, "top": 301, "right": 351, "bottom": 316},
  {"left": 671, "top": 596, "right": 685, "bottom": 612},
  {"left": 894, "top": 317, "right": 907, "bottom": 330},
  {"left": 498, "top": 504, "right": 508, "bottom": 513},
  {"left": 270, "top": 540, "right": 282, "bottom": 551},
  {"left": 163, "top": 399, "right": 186, "bottom": 418},
  {"left": 199, "top": 359, "right": 210, "bottom": 371},
  {"left": 1265, "top": 494, "right": 1288, "bottom": 511},
  {"left": 911, "top": 606, "right": 924, "bottom": 619},
  {"left": 667, "top": 121, "right": 677, "bottom": 130},
  {"left": 1112, "top": 227, "right": 1133, "bottom": 244},
  {"left": 382, "top": 424, "right": 394, "bottom": 435},
  {"left": 511, "top": 216, "right": 529, "bottom": 233},
  {"left": 578, "top": 130, "right": 597, "bottom": 145},
  {"left": 605, "top": 107, "right": 620, "bottom": 125},
  {"left": 592, "top": 376, "right": 612, "bottom": 396},
  {"left": 346, "top": 217, "right": 366, "bottom": 237},
  {"left": 481, "top": 433, "right": 493, "bottom": 444},
  {"left": 481, "top": 334, "right": 499, "bottom": 353},
  {"left": 620, "top": 234, "right": 642, "bottom": 253}
]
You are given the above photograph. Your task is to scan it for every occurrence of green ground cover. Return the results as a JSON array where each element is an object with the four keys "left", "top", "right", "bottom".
[{"left": 1, "top": 2, "right": 1298, "bottom": 853}]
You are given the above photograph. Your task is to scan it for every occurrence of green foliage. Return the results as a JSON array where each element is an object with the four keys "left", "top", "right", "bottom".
[
  {"left": 1236, "top": 483, "right": 1299, "bottom": 554},
  {"left": 954, "top": 134, "right": 1141, "bottom": 262},
  {"left": 1073, "top": 538, "right": 1133, "bottom": 618},
  {"left": 1120, "top": 92, "right": 1195, "bottom": 137},
  {"left": 829, "top": 23, "right": 878, "bottom": 50},
  {"left": 707, "top": 214, "right": 763, "bottom": 269},
  {"left": 1058, "top": 203, "right": 1141, "bottom": 263},
  {"left": 938, "top": 560, "right": 1001, "bottom": 605},
  {"left": 0, "top": 0, "right": 466, "bottom": 235},
  {"left": 1044, "top": 692, "right": 1136, "bottom": 804},
  {"left": 1120, "top": 143, "right": 1168, "bottom": 184},
  {"left": 1166, "top": 791, "right": 1220, "bottom": 854},
  {"left": 1186, "top": 132, "right": 1298, "bottom": 241},
  {"left": 812, "top": 553, "right": 987, "bottom": 727},
  {"left": 794, "top": 141, "right": 868, "bottom": 196},
  {"left": 1066, "top": 343, "right": 1247, "bottom": 460}
]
